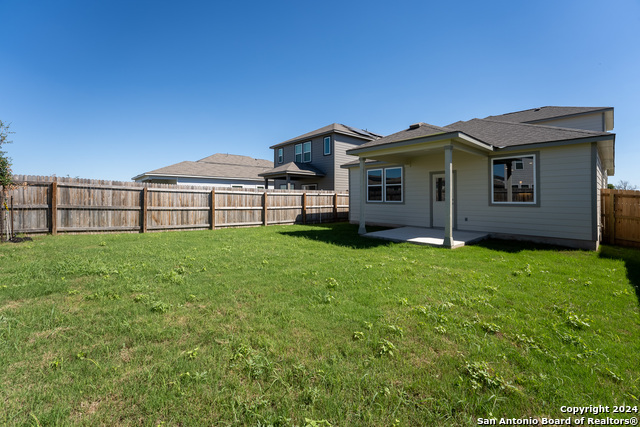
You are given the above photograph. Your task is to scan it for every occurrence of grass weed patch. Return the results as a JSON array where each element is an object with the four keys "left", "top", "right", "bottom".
[{"left": 0, "top": 223, "right": 638, "bottom": 425}]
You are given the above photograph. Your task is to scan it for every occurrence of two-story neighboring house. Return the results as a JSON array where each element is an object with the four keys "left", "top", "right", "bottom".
[{"left": 259, "top": 123, "right": 381, "bottom": 191}]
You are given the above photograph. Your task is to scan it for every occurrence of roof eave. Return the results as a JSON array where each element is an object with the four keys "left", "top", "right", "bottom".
[
  {"left": 522, "top": 107, "right": 614, "bottom": 125},
  {"left": 269, "top": 128, "right": 377, "bottom": 149},
  {"left": 347, "top": 131, "right": 493, "bottom": 156},
  {"left": 132, "top": 173, "right": 265, "bottom": 182}
]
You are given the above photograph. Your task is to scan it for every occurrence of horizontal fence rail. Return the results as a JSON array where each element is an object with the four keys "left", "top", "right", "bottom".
[
  {"left": 601, "top": 188, "right": 640, "bottom": 248},
  {"left": 0, "top": 175, "right": 349, "bottom": 239}
]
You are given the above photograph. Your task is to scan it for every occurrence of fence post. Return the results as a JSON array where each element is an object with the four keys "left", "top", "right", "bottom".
[
  {"left": 333, "top": 193, "right": 338, "bottom": 222},
  {"left": 50, "top": 182, "right": 58, "bottom": 235},
  {"left": 210, "top": 189, "right": 216, "bottom": 230},
  {"left": 141, "top": 187, "right": 148, "bottom": 233},
  {"left": 0, "top": 191, "right": 4, "bottom": 242},
  {"left": 263, "top": 191, "right": 268, "bottom": 226},
  {"left": 302, "top": 192, "right": 307, "bottom": 224}
]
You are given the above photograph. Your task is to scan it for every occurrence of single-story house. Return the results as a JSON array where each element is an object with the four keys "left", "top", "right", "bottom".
[
  {"left": 132, "top": 153, "right": 273, "bottom": 188},
  {"left": 343, "top": 106, "right": 615, "bottom": 250}
]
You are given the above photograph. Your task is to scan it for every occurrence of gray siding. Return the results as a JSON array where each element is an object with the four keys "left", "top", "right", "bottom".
[
  {"left": 595, "top": 147, "right": 607, "bottom": 241},
  {"left": 534, "top": 113, "right": 605, "bottom": 132},
  {"left": 333, "top": 134, "right": 369, "bottom": 192},
  {"left": 272, "top": 132, "right": 371, "bottom": 191},
  {"left": 350, "top": 143, "right": 597, "bottom": 243}
]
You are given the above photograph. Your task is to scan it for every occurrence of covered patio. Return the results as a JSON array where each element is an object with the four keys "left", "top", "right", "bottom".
[{"left": 363, "top": 226, "right": 489, "bottom": 249}]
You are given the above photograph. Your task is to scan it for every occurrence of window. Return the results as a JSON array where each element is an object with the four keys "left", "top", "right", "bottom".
[
  {"left": 301, "top": 184, "right": 317, "bottom": 190},
  {"left": 367, "top": 167, "right": 403, "bottom": 203},
  {"left": 295, "top": 142, "right": 312, "bottom": 163},
  {"left": 436, "top": 177, "right": 446, "bottom": 202},
  {"left": 385, "top": 167, "right": 402, "bottom": 202},
  {"left": 277, "top": 148, "right": 283, "bottom": 164},
  {"left": 323, "top": 136, "right": 331, "bottom": 155},
  {"left": 295, "top": 144, "right": 302, "bottom": 162},
  {"left": 279, "top": 184, "right": 288, "bottom": 189},
  {"left": 367, "top": 169, "right": 382, "bottom": 202},
  {"left": 491, "top": 155, "right": 536, "bottom": 204}
]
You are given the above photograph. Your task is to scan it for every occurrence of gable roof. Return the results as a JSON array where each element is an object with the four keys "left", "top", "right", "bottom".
[
  {"left": 484, "top": 106, "right": 612, "bottom": 124},
  {"left": 270, "top": 123, "right": 382, "bottom": 149},
  {"left": 444, "top": 119, "right": 611, "bottom": 149},
  {"left": 132, "top": 153, "right": 272, "bottom": 181}
]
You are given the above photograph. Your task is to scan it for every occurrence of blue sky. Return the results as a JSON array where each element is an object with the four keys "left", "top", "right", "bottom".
[{"left": 2, "top": 0, "right": 639, "bottom": 185}]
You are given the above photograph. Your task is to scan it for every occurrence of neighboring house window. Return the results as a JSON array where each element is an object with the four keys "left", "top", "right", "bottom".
[
  {"left": 295, "top": 142, "right": 311, "bottom": 162},
  {"left": 301, "top": 184, "right": 317, "bottom": 190},
  {"left": 323, "top": 136, "right": 331, "bottom": 156},
  {"left": 303, "top": 141, "right": 311, "bottom": 162},
  {"left": 277, "top": 148, "right": 283, "bottom": 164},
  {"left": 279, "top": 184, "right": 288, "bottom": 189},
  {"left": 491, "top": 155, "right": 536, "bottom": 204},
  {"left": 232, "top": 185, "right": 243, "bottom": 188},
  {"left": 367, "top": 167, "right": 403, "bottom": 203},
  {"left": 257, "top": 186, "right": 265, "bottom": 189}
]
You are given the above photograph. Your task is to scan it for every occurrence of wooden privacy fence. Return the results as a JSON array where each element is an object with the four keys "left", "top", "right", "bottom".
[
  {"left": 601, "top": 188, "right": 640, "bottom": 248},
  {"left": 0, "top": 176, "right": 349, "bottom": 239}
]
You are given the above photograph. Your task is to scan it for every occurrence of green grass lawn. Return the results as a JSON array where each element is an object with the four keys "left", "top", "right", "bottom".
[{"left": 1, "top": 223, "right": 639, "bottom": 426}]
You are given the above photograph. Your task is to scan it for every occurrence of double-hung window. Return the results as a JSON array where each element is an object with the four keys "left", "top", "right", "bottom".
[
  {"left": 491, "top": 155, "right": 536, "bottom": 204},
  {"left": 367, "top": 167, "right": 403, "bottom": 202},
  {"left": 277, "top": 148, "right": 283, "bottom": 164},
  {"left": 295, "top": 142, "right": 312, "bottom": 163}
]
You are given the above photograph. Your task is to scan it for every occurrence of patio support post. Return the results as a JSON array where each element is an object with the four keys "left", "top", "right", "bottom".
[
  {"left": 358, "top": 157, "right": 367, "bottom": 235},
  {"left": 286, "top": 175, "right": 291, "bottom": 190},
  {"left": 443, "top": 146, "right": 453, "bottom": 248}
]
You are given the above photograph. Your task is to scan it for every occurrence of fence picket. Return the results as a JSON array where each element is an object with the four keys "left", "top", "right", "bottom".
[{"left": 5, "top": 175, "right": 348, "bottom": 235}]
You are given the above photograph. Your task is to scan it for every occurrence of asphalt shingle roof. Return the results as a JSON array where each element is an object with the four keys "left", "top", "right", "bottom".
[
  {"left": 135, "top": 154, "right": 272, "bottom": 180},
  {"left": 483, "top": 106, "right": 612, "bottom": 124},
  {"left": 349, "top": 113, "right": 613, "bottom": 153},
  {"left": 270, "top": 123, "right": 381, "bottom": 149},
  {"left": 259, "top": 162, "right": 325, "bottom": 177}
]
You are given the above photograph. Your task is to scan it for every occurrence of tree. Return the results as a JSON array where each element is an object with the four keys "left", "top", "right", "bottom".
[
  {"left": 615, "top": 180, "right": 638, "bottom": 191},
  {"left": 0, "top": 120, "right": 14, "bottom": 189}
]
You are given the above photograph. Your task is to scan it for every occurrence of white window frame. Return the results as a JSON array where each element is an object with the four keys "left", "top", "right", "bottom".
[
  {"left": 294, "top": 144, "right": 302, "bottom": 162},
  {"left": 303, "top": 141, "right": 311, "bottom": 162},
  {"left": 490, "top": 154, "right": 537, "bottom": 205},
  {"left": 384, "top": 167, "right": 403, "bottom": 203},
  {"left": 366, "top": 167, "right": 403, "bottom": 203},
  {"left": 367, "top": 168, "right": 383, "bottom": 202},
  {"left": 323, "top": 136, "right": 331, "bottom": 156},
  {"left": 277, "top": 148, "right": 283, "bottom": 164}
]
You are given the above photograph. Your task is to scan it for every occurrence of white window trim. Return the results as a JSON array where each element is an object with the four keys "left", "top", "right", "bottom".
[
  {"left": 384, "top": 167, "right": 403, "bottom": 203},
  {"left": 366, "top": 167, "right": 403, "bottom": 203},
  {"left": 490, "top": 154, "right": 537, "bottom": 205},
  {"left": 294, "top": 144, "right": 302, "bottom": 162},
  {"left": 303, "top": 141, "right": 311, "bottom": 163},
  {"left": 367, "top": 168, "right": 383, "bottom": 203},
  {"left": 323, "top": 136, "right": 331, "bottom": 156}
]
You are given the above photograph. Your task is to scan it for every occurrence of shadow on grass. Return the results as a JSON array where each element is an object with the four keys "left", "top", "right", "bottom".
[
  {"left": 473, "top": 238, "right": 580, "bottom": 254},
  {"left": 278, "top": 223, "right": 392, "bottom": 249},
  {"left": 599, "top": 245, "right": 640, "bottom": 305}
]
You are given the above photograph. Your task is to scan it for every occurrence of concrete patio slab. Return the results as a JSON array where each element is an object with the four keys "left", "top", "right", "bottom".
[{"left": 363, "top": 227, "right": 489, "bottom": 248}]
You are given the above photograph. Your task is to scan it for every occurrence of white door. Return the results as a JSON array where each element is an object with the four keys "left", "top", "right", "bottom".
[{"left": 432, "top": 173, "right": 452, "bottom": 228}]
